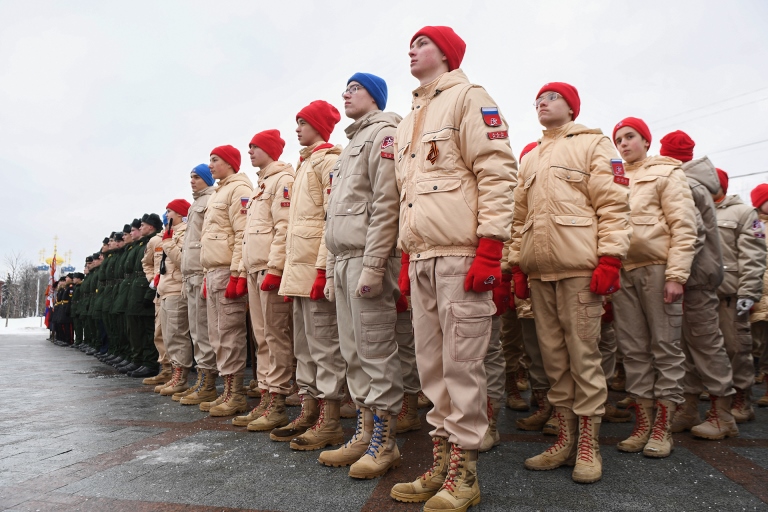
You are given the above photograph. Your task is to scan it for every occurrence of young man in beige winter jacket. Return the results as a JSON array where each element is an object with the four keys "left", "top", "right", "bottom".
[
  {"left": 273, "top": 100, "right": 347, "bottom": 452},
  {"left": 389, "top": 27, "right": 517, "bottom": 511},
  {"left": 232, "top": 129, "right": 296, "bottom": 432},
  {"left": 199, "top": 145, "right": 254, "bottom": 417}
]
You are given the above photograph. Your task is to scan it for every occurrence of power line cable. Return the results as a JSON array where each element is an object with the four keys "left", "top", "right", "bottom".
[
  {"left": 656, "top": 97, "right": 768, "bottom": 129},
  {"left": 729, "top": 170, "right": 768, "bottom": 180},
  {"left": 652, "top": 86, "right": 768, "bottom": 124},
  {"left": 708, "top": 138, "right": 768, "bottom": 156}
]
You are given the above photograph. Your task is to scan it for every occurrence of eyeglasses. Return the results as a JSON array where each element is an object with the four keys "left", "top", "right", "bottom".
[
  {"left": 341, "top": 84, "right": 365, "bottom": 98},
  {"left": 534, "top": 92, "right": 561, "bottom": 108}
]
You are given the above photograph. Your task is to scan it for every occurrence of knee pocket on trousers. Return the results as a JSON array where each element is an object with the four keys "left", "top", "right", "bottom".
[
  {"left": 577, "top": 291, "right": 603, "bottom": 342},
  {"left": 361, "top": 310, "right": 396, "bottom": 359},
  {"left": 664, "top": 302, "right": 683, "bottom": 328},
  {"left": 311, "top": 311, "right": 338, "bottom": 340},
  {"left": 449, "top": 300, "right": 495, "bottom": 362}
]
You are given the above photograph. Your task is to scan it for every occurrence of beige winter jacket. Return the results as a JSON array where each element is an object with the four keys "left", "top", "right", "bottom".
[
  {"left": 394, "top": 70, "right": 517, "bottom": 261},
  {"left": 681, "top": 157, "right": 724, "bottom": 289},
  {"left": 158, "top": 222, "right": 187, "bottom": 297},
  {"left": 181, "top": 186, "right": 214, "bottom": 278},
  {"left": 750, "top": 214, "right": 768, "bottom": 322},
  {"left": 142, "top": 232, "right": 163, "bottom": 282},
  {"left": 239, "top": 161, "right": 295, "bottom": 276},
  {"left": 200, "top": 172, "right": 254, "bottom": 276},
  {"left": 279, "top": 142, "right": 343, "bottom": 297},
  {"left": 622, "top": 156, "right": 697, "bottom": 284},
  {"left": 509, "top": 122, "right": 632, "bottom": 281},
  {"left": 716, "top": 194, "right": 767, "bottom": 300},
  {"left": 326, "top": 110, "right": 402, "bottom": 274}
]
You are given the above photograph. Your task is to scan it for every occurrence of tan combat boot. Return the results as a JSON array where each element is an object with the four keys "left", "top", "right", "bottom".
[
  {"left": 417, "top": 390, "right": 432, "bottom": 409},
  {"left": 349, "top": 410, "right": 401, "bottom": 479},
  {"left": 524, "top": 407, "right": 578, "bottom": 470},
  {"left": 423, "top": 445, "right": 481, "bottom": 512},
  {"left": 731, "top": 388, "right": 756, "bottom": 423},
  {"left": 247, "top": 379, "right": 261, "bottom": 398},
  {"left": 155, "top": 365, "right": 181, "bottom": 393},
  {"left": 181, "top": 369, "right": 219, "bottom": 406},
  {"left": 209, "top": 374, "right": 248, "bottom": 417},
  {"left": 505, "top": 377, "right": 530, "bottom": 411},
  {"left": 270, "top": 395, "right": 319, "bottom": 441},
  {"left": 143, "top": 363, "right": 172, "bottom": 386},
  {"left": 248, "top": 393, "right": 290, "bottom": 431},
  {"left": 643, "top": 398, "right": 675, "bottom": 458},
  {"left": 572, "top": 416, "right": 602, "bottom": 484},
  {"left": 516, "top": 367, "right": 530, "bottom": 391},
  {"left": 670, "top": 393, "right": 702, "bottom": 433},
  {"left": 616, "top": 395, "right": 634, "bottom": 409},
  {"left": 691, "top": 395, "right": 739, "bottom": 440},
  {"left": 391, "top": 436, "right": 449, "bottom": 503},
  {"left": 232, "top": 389, "right": 269, "bottom": 427},
  {"left": 340, "top": 384, "right": 356, "bottom": 419},
  {"left": 479, "top": 398, "right": 502, "bottom": 453},
  {"left": 603, "top": 402, "right": 631, "bottom": 423},
  {"left": 318, "top": 407, "right": 373, "bottom": 467},
  {"left": 160, "top": 367, "right": 190, "bottom": 396},
  {"left": 757, "top": 387, "right": 768, "bottom": 407},
  {"left": 617, "top": 397, "right": 654, "bottom": 452},
  {"left": 515, "top": 389, "right": 552, "bottom": 431},
  {"left": 610, "top": 362, "right": 626, "bottom": 392},
  {"left": 542, "top": 410, "right": 559, "bottom": 436},
  {"left": 396, "top": 393, "right": 421, "bottom": 434},
  {"left": 290, "top": 399, "right": 344, "bottom": 451},
  {"left": 173, "top": 368, "right": 204, "bottom": 402}
]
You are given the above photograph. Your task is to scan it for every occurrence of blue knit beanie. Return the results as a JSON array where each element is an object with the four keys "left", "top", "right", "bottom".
[
  {"left": 348, "top": 72, "right": 387, "bottom": 111},
  {"left": 192, "top": 163, "right": 214, "bottom": 186}
]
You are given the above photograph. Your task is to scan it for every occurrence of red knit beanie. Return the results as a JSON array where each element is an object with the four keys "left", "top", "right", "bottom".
[
  {"left": 296, "top": 100, "right": 341, "bottom": 142},
  {"left": 716, "top": 168, "right": 729, "bottom": 195},
  {"left": 411, "top": 26, "right": 466, "bottom": 71},
  {"left": 751, "top": 184, "right": 768, "bottom": 209},
  {"left": 166, "top": 199, "right": 191, "bottom": 218},
  {"left": 519, "top": 142, "right": 538, "bottom": 162},
  {"left": 659, "top": 130, "right": 695, "bottom": 162},
  {"left": 210, "top": 145, "right": 241, "bottom": 172},
  {"left": 536, "top": 82, "right": 580, "bottom": 120},
  {"left": 613, "top": 117, "right": 652, "bottom": 147},
  {"left": 250, "top": 129, "right": 285, "bottom": 161}
]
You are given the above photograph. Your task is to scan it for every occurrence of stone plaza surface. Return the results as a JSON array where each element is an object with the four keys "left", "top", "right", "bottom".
[{"left": 1, "top": 332, "right": 767, "bottom": 511}]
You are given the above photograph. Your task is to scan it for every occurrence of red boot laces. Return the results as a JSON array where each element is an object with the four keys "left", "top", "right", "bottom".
[
  {"left": 628, "top": 402, "right": 650, "bottom": 437},
  {"left": 577, "top": 417, "right": 594, "bottom": 463},
  {"left": 649, "top": 402, "right": 669, "bottom": 442},
  {"left": 546, "top": 412, "right": 568, "bottom": 454},
  {"left": 440, "top": 445, "right": 463, "bottom": 493}
]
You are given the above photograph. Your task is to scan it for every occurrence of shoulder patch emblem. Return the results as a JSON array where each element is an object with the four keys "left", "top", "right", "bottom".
[
  {"left": 611, "top": 159, "right": 629, "bottom": 186},
  {"left": 381, "top": 151, "right": 394, "bottom": 160},
  {"left": 752, "top": 219, "right": 765, "bottom": 238},
  {"left": 381, "top": 136, "right": 394, "bottom": 149},
  {"left": 487, "top": 130, "right": 508, "bottom": 140},
  {"left": 481, "top": 107, "right": 502, "bottom": 127}
]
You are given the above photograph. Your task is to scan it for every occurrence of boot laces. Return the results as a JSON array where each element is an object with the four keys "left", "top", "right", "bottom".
[
  {"left": 166, "top": 367, "right": 181, "bottom": 387},
  {"left": 486, "top": 397, "right": 493, "bottom": 421},
  {"left": 650, "top": 402, "right": 669, "bottom": 442},
  {"left": 705, "top": 396, "right": 721, "bottom": 429},
  {"left": 440, "top": 445, "right": 463, "bottom": 493},
  {"left": 545, "top": 411, "right": 568, "bottom": 454},
  {"left": 221, "top": 374, "right": 233, "bottom": 402},
  {"left": 732, "top": 390, "right": 745, "bottom": 411},
  {"left": 364, "top": 414, "right": 385, "bottom": 457},
  {"left": 628, "top": 402, "right": 650, "bottom": 437},
  {"left": 576, "top": 417, "right": 594, "bottom": 463},
  {"left": 260, "top": 393, "right": 275, "bottom": 417},
  {"left": 397, "top": 397, "right": 410, "bottom": 421},
  {"left": 421, "top": 438, "right": 444, "bottom": 480},
  {"left": 344, "top": 409, "right": 365, "bottom": 447},
  {"left": 309, "top": 399, "right": 326, "bottom": 432},
  {"left": 191, "top": 371, "right": 205, "bottom": 392}
]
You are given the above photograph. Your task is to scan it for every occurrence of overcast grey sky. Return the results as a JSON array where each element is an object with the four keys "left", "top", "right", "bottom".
[{"left": 2, "top": 0, "right": 767, "bottom": 275}]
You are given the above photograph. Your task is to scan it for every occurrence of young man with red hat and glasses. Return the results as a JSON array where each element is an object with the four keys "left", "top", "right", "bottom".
[
  {"left": 154, "top": 199, "right": 193, "bottom": 397},
  {"left": 510, "top": 84, "right": 631, "bottom": 484},
  {"left": 610, "top": 118, "right": 697, "bottom": 459},
  {"left": 748, "top": 183, "right": 768, "bottom": 406},
  {"left": 231, "top": 130, "right": 296, "bottom": 432},
  {"left": 713, "top": 169, "right": 766, "bottom": 423},
  {"left": 199, "top": 145, "right": 254, "bottom": 417},
  {"left": 658, "top": 130, "right": 739, "bottom": 440},
  {"left": 388, "top": 26, "right": 517, "bottom": 511},
  {"left": 273, "top": 100, "right": 347, "bottom": 452}
]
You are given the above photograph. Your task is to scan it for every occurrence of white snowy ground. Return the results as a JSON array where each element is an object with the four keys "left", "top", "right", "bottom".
[{"left": 0, "top": 316, "right": 48, "bottom": 335}]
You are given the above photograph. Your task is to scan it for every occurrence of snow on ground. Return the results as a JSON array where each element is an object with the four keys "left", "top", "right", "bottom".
[{"left": 0, "top": 317, "right": 48, "bottom": 335}]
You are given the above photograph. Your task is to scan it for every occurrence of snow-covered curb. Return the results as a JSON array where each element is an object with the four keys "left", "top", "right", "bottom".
[{"left": 0, "top": 317, "right": 49, "bottom": 336}]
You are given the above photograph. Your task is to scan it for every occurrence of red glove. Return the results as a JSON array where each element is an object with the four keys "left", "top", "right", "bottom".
[
  {"left": 162, "top": 229, "right": 173, "bottom": 241},
  {"left": 153, "top": 274, "right": 160, "bottom": 287},
  {"left": 224, "top": 276, "right": 239, "bottom": 299},
  {"left": 261, "top": 273, "right": 282, "bottom": 291},
  {"left": 396, "top": 294, "right": 409, "bottom": 313},
  {"left": 492, "top": 274, "right": 512, "bottom": 316},
  {"left": 283, "top": 296, "right": 293, "bottom": 303},
  {"left": 511, "top": 266, "right": 529, "bottom": 300},
  {"left": 202, "top": 277, "right": 207, "bottom": 299},
  {"left": 309, "top": 269, "right": 326, "bottom": 301},
  {"left": 602, "top": 302, "right": 614, "bottom": 324},
  {"left": 398, "top": 253, "right": 411, "bottom": 297},
  {"left": 464, "top": 238, "right": 503, "bottom": 293},
  {"left": 590, "top": 256, "right": 622, "bottom": 295},
  {"left": 235, "top": 277, "right": 247, "bottom": 297}
]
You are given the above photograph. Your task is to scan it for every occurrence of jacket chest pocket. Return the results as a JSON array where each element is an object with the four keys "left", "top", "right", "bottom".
[
  {"left": 343, "top": 144, "right": 366, "bottom": 176},
  {"left": 305, "top": 166, "right": 325, "bottom": 207},
  {"left": 421, "top": 128, "right": 456, "bottom": 172},
  {"left": 717, "top": 219, "right": 738, "bottom": 248},
  {"left": 552, "top": 167, "right": 587, "bottom": 205}
]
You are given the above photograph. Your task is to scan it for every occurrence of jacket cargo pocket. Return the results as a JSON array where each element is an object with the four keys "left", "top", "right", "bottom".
[
  {"left": 345, "top": 144, "right": 365, "bottom": 175},
  {"left": 421, "top": 128, "right": 456, "bottom": 171},
  {"left": 201, "top": 232, "right": 232, "bottom": 268},
  {"left": 414, "top": 177, "right": 476, "bottom": 248},
  {"left": 664, "top": 301, "right": 683, "bottom": 327},
  {"left": 450, "top": 300, "right": 495, "bottom": 362},
  {"left": 577, "top": 290, "right": 603, "bottom": 342},
  {"left": 361, "top": 310, "right": 396, "bottom": 359},
  {"left": 291, "top": 229, "right": 322, "bottom": 265}
]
